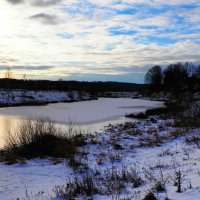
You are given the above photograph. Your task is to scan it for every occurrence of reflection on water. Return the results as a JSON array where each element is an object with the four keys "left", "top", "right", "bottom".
[
  {"left": 0, "top": 115, "right": 136, "bottom": 148},
  {"left": 0, "top": 115, "right": 19, "bottom": 148}
]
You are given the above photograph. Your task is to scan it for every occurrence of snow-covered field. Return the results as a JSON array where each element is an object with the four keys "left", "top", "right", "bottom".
[
  {"left": 0, "top": 118, "right": 200, "bottom": 200},
  {"left": 0, "top": 89, "right": 91, "bottom": 105},
  {"left": 87, "top": 119, "right": 200, "bottom": 200},
  {"left": 0, "top": 159, "right": 71, "bottom": 200}
]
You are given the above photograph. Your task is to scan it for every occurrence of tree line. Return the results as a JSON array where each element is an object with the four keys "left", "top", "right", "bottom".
[
  {"left": 0, "top": 79, "right": 144, "bottom": 94},
  {"left": 145, "top": 62, "right": 200, "bottom": 95}
]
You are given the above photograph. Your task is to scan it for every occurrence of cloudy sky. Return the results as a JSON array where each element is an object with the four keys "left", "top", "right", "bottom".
[{"left": 0, "top": 0, "right": 200, "bottom": 83}]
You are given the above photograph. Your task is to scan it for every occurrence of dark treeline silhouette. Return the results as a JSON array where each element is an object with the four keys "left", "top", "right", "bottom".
[
  {"left": 145, "top": 62, "right": 200, "bottom": 95},
  {"left": 0, "top": 79, "right": 145, "bottom": 93}
]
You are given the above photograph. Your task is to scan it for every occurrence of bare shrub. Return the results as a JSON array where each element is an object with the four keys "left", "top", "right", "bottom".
[
  {"left": 169, "top": 129, "right": 185, "bottom": 139},
  {"left": 55, "top": 175, "right": 98, "bottom": 199},
  {"left": 96, "top": 152, "right": 106, "bottom": 165},
  {"left": 139, "top": 135, "right": 162, "bottom": 147},
  {"left": 67, "top": 156, "right": 88, "bottom": 172},
  {"left": 127, "top": 129, "right": 143, "bottom": 136},
  {"left": 1, "top": 118, "right": 86, "bottom": 163},
  {"left": 55, "top": 167, "right": 144, "bottom": 199},
  {"left": 176, "top": 170, "right": 182, "bottom": 193},
  {"left": 108, "top": 150, "right": 123, "bottom": 163},
  {"left": 142, "top": 191, "right": 157, "bottom": 200},
  {"left": 158, "top": 149, "right": 173, "bottom": 157},
  {"left": 168, "top": 161, "right": 185, "bottom": 193},
  {"left": 185, "top": 133, "right": 200, "bottom": 148},
  {"left": 175, "top": 102, "right": 200, "bottom": 127},
  {"left": 154, "top": 182, "right": 166, "bottom": 192}
]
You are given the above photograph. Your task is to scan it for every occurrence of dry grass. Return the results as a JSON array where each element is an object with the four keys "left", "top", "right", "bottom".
[
  {"left": 55, "top": 166, "right": 144, "bottom": 199},
  {"left": 0, "top": 118, "right": 86, "bottom": 164}
]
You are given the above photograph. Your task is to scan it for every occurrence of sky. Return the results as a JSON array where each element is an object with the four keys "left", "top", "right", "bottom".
[{"left": 0, "top": 0, "right": 200, "bottom": 83}]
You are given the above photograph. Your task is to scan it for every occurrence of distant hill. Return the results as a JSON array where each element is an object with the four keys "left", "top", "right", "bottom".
[{"left": 0, "top": 79, "right": 146, "bottom": 93}]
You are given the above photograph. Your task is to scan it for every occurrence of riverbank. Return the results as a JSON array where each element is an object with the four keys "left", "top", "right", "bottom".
[
  {"left": 0, "top": 117, "right": 199, "bottom": 199},
  {"left": 0, "top": 89, "right": 97, "bottom": 108},
  {"left": 0, "top": 89, "right": 170, "bottom": 108},
  {"left": 0, "top": 98, "right": 99, "bottom": 108}
]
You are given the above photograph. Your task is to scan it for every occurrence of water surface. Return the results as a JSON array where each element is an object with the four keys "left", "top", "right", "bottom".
[{"left": 0, "top": 98, "right": 164, "bottom": 148}]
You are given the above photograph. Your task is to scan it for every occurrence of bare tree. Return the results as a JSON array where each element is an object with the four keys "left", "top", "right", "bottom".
[
  {"left": 145, "top": 65, "right": 163, "bottom": 91},
  {"left": 4, "top": 68, "right": 14, "bottom": 103},
  {"left": 22, "top": 74, "right": 27, "bottom": 103},
  {"left": 194, "top": 65, "right": 200, "bottom": 79},
  {"left": 163, "top": 63, "right": 189, "bottom": 94}
]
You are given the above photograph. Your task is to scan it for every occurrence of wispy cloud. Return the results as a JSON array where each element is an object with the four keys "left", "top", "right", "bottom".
[
  {"left": 31, "top": 0, "right": 62, "bottom": 7},
  {"left": 29, "top": 13, "right": 60, "bottom": 25},
  {"left": 6, "top": 0, "right": 62, "bottom": 6},
  {"left": 6, "top": 0, "right": 24, "bottom": 4},
  {"left": 0, "top": 65, "right": 53, "bottom": 71},
  {"left": 0, "top": 0, "right": 200, "bottom": 82}
]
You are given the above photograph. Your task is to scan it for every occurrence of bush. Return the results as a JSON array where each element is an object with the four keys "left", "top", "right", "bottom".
[
  {"left": 174, "top": 102, "right": 200, "bottom": 127},
  {"left": 125, "top": 112, "right": 147, "bottom": 119},
  {"left": 185, "top": 133, "right": 200, "bottom": 148},
  {"left": 126, "top": 102, "right": 183, "bottom": 119},
  {"left": 55, "top": 167, "right": 144, "bottom": 199},
  {"left": 145, "top": 107, "right": 169, "bottom": 116},
  {"left": 143, "top": 191, "right": 157, "bottom": 200},
  {"left": 155, "top": 182, "right": 165, "bottom": 192},
  {"left": 55, "top": 175, "right": 98, "bottom": 199},
  {"left": 0, "top": 118, "right": 86, "bottom": 163}
]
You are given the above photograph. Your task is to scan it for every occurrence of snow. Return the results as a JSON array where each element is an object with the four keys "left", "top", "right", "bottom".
[
  {"left": 86, "top": 120, "right": 200, "bottom": 200},
  {"left": 0, "top": 89, "right": 90, "bottom": 105},
  {"left": 0, "top": 118, "right": 200, "bottom": 200},
  {"left": 0, "top": 159, "right": 72, "bottom": 200}
]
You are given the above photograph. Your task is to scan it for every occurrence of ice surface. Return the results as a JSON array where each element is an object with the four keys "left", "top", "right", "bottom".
[{"left": 0, "top": 98, "right": 164, "bottom": 123}]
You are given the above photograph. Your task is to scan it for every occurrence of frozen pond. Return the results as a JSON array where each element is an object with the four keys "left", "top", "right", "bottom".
[{"left": 0, "top": 98, "right": 164, "bottom": 148}]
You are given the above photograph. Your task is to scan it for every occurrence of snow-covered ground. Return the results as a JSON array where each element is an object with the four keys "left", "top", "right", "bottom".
[
  {"left": 0, "top": 159, "right": 71, "bottom": 200},
  {"left": 0, "top": 89, "right": 91, "bottom": 105},
  {"left": 0, "top": 118, "right": 200, "bottom": 200},
  {"left": 87, "top": 120, "right": 200, "bottom": 200}
]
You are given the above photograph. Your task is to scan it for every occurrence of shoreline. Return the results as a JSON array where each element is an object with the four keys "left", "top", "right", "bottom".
[{"left": 0, "top": 97, "right": 99, "bottom": 108}]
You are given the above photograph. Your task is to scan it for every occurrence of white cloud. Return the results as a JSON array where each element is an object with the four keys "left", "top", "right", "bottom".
[{"left": 0, "top": 0, "right": 200, "bottom": 80}]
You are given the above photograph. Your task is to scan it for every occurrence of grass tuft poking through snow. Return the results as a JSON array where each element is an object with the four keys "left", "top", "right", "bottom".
[
  {"left": 0, "top": 118, "right": 86, "bottom": 164},
  {"left": 55, "top": 167, "right": 144, "bottom": 199}
]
